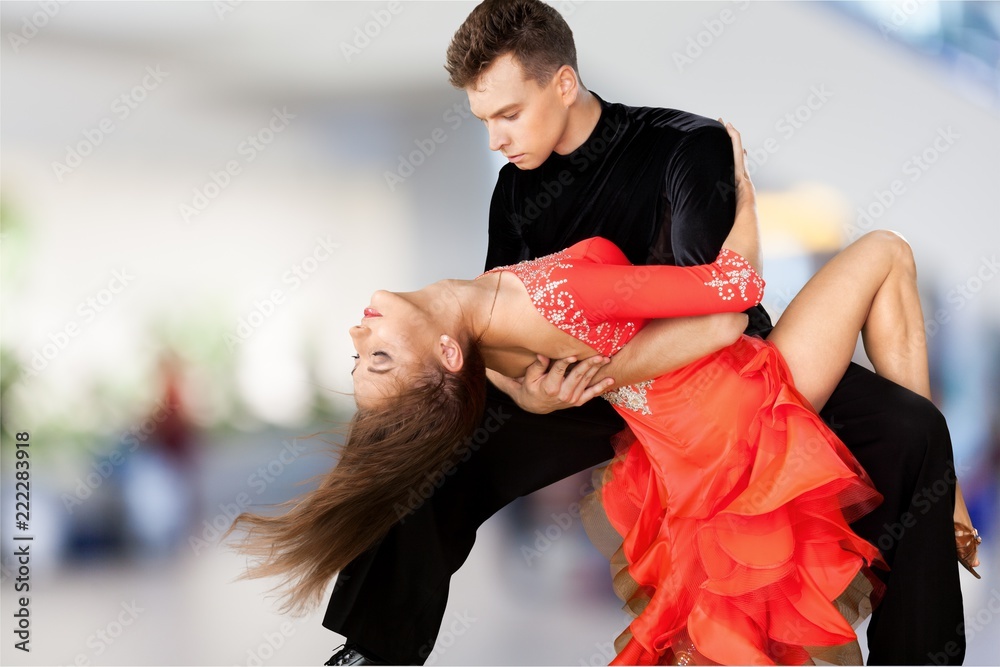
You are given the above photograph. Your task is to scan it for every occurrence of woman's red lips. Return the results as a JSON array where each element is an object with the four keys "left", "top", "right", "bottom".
[{"left": 363, "top": 307, "right": 382, "bottom": 318}]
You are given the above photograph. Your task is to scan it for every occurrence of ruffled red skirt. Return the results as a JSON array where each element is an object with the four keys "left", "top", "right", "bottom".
[{"left": 584, "top": 335, "right": 886, "bottom": 665}]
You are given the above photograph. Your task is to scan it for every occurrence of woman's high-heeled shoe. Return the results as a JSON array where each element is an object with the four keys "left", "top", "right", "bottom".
[{"left": 955, "top": 522, "right": 982, "bottom": 579}]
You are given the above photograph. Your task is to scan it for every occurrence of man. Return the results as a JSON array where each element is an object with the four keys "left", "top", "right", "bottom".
[{"left": 325, "top": 1, "right": 965, "bottom": 664}]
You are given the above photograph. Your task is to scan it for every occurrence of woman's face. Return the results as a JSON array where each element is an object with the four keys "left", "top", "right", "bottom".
[{"left": 350, "top": 290, "right": 439, "bottom": 406}]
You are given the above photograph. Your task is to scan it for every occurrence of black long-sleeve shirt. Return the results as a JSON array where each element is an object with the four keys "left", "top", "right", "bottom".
[{"left": 485, "top": 92, "right": 772, "bottom": 335}]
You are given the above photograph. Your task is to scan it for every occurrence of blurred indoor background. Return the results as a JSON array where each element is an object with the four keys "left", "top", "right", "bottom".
[{"left": 1, "top": 1, "right": 998, "bottom": 665}]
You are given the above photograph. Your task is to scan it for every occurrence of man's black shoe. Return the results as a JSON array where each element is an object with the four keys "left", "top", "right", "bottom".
[{"left": 324, "top": 644, "right": 385, "bottom": 666}]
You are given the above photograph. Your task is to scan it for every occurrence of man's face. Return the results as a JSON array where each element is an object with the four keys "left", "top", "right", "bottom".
[{"left": 466, "top": 53, "right": 571, "bottom": 170}]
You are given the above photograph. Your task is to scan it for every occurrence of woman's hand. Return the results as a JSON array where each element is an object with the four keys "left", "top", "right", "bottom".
[
  {"left": 722, "top": 119, "right": 757, "bottom": 215},
  {"left": 717, "top": 119, "right": 762, "bottom": 276}
]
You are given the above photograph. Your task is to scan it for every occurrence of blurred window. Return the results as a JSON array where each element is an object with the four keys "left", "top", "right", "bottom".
[{"left": 827, "top": 1, "right": 1000, "bottom": 105}]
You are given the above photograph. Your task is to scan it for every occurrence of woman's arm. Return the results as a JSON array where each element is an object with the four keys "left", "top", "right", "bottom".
[
  {"left": 486, "top": 312, "right": 747, "bottom": 413},
  {"left": 553, "top": 123, "right": 762, "bottom": 322},
  {"left": 590, "top": 313, "right": 747, "bottom": 392},
  {"left": 582, "top": 124, "right": 760, "bottom": 393}
]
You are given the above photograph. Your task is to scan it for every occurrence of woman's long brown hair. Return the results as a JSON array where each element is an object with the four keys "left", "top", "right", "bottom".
[{"left": 227, "top": 340, "right": 487, "bottom": 614}]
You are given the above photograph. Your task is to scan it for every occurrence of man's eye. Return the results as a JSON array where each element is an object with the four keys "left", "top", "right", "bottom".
[{"left": 505, "top": 113, "right": 519, "bottom": 121}]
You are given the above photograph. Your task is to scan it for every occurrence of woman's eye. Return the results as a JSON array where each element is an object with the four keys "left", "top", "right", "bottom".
[
  {"left": 505, "top": 113, "right": 519, "bottom": 121},
  {"left": 372, "top": 351, "right": 388, "bottom": 358},
  {"left": 350, "top": 354, "right": 360, "bottom": 360}
]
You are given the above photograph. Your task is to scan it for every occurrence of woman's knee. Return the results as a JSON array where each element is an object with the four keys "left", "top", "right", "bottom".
[{"left": 860, "top": 229, "right": 916, "bottom": 275}]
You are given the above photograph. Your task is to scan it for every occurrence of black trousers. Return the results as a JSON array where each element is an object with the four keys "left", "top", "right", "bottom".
[{"left": 323, "top": 361, "right": 965, "bottom": 665}]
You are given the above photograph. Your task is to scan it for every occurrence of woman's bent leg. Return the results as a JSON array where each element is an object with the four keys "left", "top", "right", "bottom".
[{"left": 767, "top": 229, "right": 927, "bottom": 411}]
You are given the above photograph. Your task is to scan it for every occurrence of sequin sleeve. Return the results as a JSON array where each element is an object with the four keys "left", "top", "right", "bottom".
[{"left": 567, "top": 239, "right": 764, "bottom": 321}]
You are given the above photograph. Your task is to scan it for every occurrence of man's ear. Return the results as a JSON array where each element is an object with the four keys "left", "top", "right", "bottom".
[
  {"left": 436, "top": 335, "right": 465, "bottom": 373},
  {"left": 554, "top": 65, "right": 579, "bottom": 107}
]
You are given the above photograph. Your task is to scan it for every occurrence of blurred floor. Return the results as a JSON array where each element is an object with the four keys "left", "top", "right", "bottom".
[
  {"left": 2, "top": 518, "right": 997, "bottom": 665},
  {"left": 1, "top": 427, "right": 997, "bottom": 665}
]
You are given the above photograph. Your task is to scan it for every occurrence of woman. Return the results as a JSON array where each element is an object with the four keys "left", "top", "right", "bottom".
[{"left": 231, "top": 124, "right": 980, "bottom": 665}]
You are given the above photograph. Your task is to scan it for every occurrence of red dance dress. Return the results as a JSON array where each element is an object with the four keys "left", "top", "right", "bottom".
[{"left": 482, "top": 237, "right": 885, "bottom": 666}]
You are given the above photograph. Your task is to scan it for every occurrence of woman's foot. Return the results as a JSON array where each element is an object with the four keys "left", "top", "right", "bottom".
[
  {"left": 955, "top": 522, "right": 982, "bottom": 579},
  {"left": 954, "top": 482, "right": 982, "bottom": 578}
]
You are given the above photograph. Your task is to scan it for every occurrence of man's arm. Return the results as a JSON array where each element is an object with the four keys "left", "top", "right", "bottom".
[{"left": 664, "top": 123, "right": 738, "bottom": 266}]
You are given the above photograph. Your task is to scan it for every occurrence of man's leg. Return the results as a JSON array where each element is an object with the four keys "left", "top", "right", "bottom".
[
  {"left": 819, "top": 362, "right": 965, "bottom": 665},
  {"left": 323, "top": 383, "right": 624, "bottom": 664}
]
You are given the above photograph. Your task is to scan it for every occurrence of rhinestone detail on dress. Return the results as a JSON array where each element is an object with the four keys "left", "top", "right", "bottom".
[
  {"left": 703, "top": 248, "right": 764, "bottom": 302},
  {"left": 602, "top": 379, "right": 654, "bottom": 415},
  {"left": 484, "top": 249, "right": 638, "bottom": 356}
]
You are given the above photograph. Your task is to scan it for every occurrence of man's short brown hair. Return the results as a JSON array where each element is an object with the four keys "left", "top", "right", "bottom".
[{"left": 445, "top": 0, "right": 579, "bottom": 90}]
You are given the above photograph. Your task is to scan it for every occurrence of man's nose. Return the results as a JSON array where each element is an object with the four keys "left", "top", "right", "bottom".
[{"left": 487, "top": 123, "right": 507, "bottom": 152}]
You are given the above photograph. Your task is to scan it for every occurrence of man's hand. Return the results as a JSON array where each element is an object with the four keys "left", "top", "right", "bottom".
[{"left": 486, "top": 354, "right": 614, "bottom": 414}]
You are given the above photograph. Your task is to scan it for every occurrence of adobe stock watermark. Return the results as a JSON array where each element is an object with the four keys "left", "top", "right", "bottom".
[
  {"left": 672, "top": 0, "right": 752, "bottom": 73},
  {"left": 21, "top": 267, "right": 136, "bottom": 384},
  {"left": 384, "top": 97, "right": 477, "bottom": 192},
  {"left": 61, "top": 398, "right": 178, "bottom": 514},
  {"left": 224, "top": 235, "right": 340, "bottom": 350},
  {"left": 729, "top": 86, "right": 835, "bottom": 192},
  {"left": 213, "top": 0, "right": 244, "bottom": 21},
  {"left": 179, "top": 106, "right": 296, "bottom": 224},
  {"left": 715, "top": 85, "right": 835, "bottom": 208},
  {"left": 6, "top": 0, "right": 70, "bottom": 53},
  {"left": 69, "top": 599, "right": 144, "bottom": 665},
  {"left": 738, "top": 430, "right": 840, "bottom": 519},
  {"left": 504, "top": 119, "right": 620, "bottom": 233},
  {"left": 878, "top": 0, "right": 932, "bottom": 39},
  {"left": 520, "top": 480, "right": 595, "bottom": 566},
  {"left": 340, "top": 2, "right": 403, "bottom": 62},
  {"left": 566, "top": 248, "right": 760, "bottom": 332},
  {"left": 189, "top": 438, "right": 309, "bottom": 555},
  {"left": 51, "top": 65, "right": 169, "bottom": 182},
  {"left": 578, "top": 640, "right": 617, "bottom": 666},
  {"left": 392, "top": 405, "right": 513, "bottom": 522},
  {"left": 875, "top": 463, "right": 969, "bottom": 555},
  {"left": 418, "top": 610, "right": 479, "bottom": 666},
  {"left": 241, "top": 617, "right": 310, "bottom": 667},
  {"left": 551, "top": 0, "right": 586, "bottom": 18},
  {"left": 930, "top": 587, "right": 1000, "bottom": 665},
  {"left": 847, "top": 126, "right": 959, "bottom": 242},
  {"left": 923, "top": 253, "right": 1000, "bottom": 339}
]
